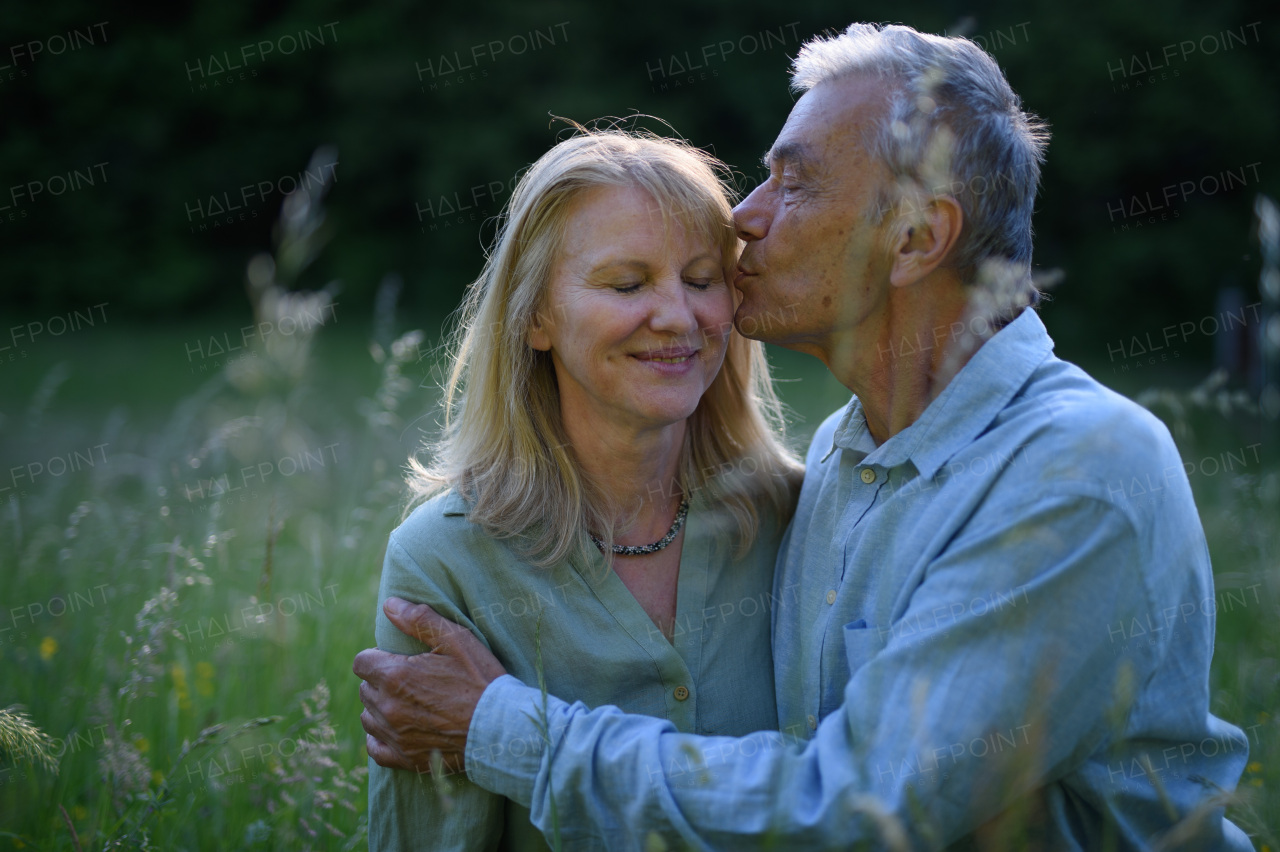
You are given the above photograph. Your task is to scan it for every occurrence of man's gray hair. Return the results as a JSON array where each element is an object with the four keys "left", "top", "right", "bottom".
[{"left": 793, "top": 23, "right": 1049, "bottom": 298}]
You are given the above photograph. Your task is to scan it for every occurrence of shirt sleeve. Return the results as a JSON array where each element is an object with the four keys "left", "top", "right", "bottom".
[
  {"left": 466, "top": 493, "right": 1168, "bottom": 850},
  {"left": 368, "top": 535, "right": 504, "bottom": 852}
]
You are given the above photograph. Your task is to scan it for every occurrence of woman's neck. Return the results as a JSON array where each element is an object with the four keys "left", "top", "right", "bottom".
[{"left": 560, "top": 412, "right": 687, "bottom": 543}]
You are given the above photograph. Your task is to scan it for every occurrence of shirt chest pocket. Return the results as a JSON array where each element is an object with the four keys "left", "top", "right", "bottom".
[{"left": 842, "top": 618, "right": 888, "bottom": 677}]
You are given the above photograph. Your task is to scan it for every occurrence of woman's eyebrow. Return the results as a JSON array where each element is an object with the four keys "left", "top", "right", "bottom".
[
  {"left": 683, "top": 253, "right": 721, "bottom": 267},
  {"left": 587, "top": 259, "right": 649, "bottom": 275}
]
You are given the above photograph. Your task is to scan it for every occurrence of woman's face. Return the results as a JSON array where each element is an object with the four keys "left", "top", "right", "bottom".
[{"left": 529, "top": 183, "right": 734, "bottom": 435}]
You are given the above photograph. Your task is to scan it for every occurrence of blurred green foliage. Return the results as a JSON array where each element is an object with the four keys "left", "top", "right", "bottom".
[{"left": 0, "top": 0, "right": 1276, "bottom": 372}]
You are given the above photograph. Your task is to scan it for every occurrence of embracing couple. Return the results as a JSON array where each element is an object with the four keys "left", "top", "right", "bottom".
[{"left": 353, "top": 22, "right": 1252, "bottom": 851}]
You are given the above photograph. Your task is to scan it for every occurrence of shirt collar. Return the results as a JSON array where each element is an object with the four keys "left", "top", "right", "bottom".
[
  {"left": 441, "top": 489, "right": 469, "bottom": 516},
  {"left": 821, "top": 398, "right": 876, "bottom": 463},
  {"left": 822, "top": 307, "right": 1055, "bottom": 480}
]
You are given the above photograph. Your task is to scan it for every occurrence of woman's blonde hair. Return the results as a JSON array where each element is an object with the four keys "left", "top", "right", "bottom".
[{"left": 408, "top": 127, "right": 802, "bottom": 566}]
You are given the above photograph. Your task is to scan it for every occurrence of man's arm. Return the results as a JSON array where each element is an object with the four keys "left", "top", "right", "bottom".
[{"left": 457, "top": 493, "right": 1209, "bottom": 849}]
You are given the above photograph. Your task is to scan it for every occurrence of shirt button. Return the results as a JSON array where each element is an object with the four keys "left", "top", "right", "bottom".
[
  {"left": 674, "top": 686, "right": 690, "bottom": 701},
  {"left": 807, "top": 714, "right": 817, "bottom": 730},
  {"left": 860, "top": 468, "right": 876, "bottom": 484},
  {"left": 826, "top": 590, "right": 837, "bottom": 605}
]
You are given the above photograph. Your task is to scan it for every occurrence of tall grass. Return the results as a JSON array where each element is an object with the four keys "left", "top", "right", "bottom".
[{"left": 1, "top": 151, "right": 420, "bottom": 850}]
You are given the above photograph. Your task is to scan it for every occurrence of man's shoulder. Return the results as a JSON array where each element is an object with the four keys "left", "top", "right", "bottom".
[
  {"left": 1021, "top": 357, "right": 1174, "bottom": 451},
  {"left": 995, "top": 356, "right": 1187, "bottom": 505}
]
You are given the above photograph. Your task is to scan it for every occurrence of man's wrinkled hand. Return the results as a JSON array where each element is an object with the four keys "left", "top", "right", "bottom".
[{"left": 353, "top": 597, "right": 507, "bottom": 775}]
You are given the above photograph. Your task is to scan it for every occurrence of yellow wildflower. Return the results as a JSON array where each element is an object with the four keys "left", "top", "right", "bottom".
[
  {"left": 171, "top": 664, "right": 191, "bottom": 710},
  {"left": 38, "top": 637, "right": 57, "bottom": 660},
  {"left": 195, "top": 662, "right": 215, "bottom": 696}
]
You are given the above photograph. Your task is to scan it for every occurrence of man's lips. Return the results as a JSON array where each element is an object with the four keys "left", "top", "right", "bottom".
[{"left": 734, "top": 265, "right": 758, "bottom": 287}]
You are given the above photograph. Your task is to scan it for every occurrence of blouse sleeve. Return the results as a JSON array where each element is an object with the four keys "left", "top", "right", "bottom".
[{"left": 367, "top": 533, "right": 504, "bottom": 852}]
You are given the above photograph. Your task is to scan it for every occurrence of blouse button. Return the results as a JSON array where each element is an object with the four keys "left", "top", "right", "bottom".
[
  {"left": 674, "top": 685, "right": 690, "bottom": 701},
  {"left": 860, "top": 467, "right": 877, "bottom": 484}
]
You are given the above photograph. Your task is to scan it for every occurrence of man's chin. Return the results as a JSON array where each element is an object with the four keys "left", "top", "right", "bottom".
[{"left": 733, "top": 303, "right": 784, "bottom": 343}]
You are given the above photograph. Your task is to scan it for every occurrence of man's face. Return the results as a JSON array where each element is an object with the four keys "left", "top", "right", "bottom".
[{"left": 732, "top": 75, "right": 895, "bottom": 358}]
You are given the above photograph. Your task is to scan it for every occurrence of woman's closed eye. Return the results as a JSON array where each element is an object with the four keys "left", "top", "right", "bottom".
[{"left": 612, "top": 278, "right": 721, "bottom": 294}]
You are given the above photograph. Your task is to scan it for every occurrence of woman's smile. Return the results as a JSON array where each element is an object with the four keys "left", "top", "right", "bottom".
[{"left": 632, "top": 344, "right": 701, "bottom": 371}]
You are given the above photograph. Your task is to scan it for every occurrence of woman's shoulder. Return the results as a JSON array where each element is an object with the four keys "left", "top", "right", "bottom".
[
  {"left": 376, "top": 491, "right": 489, "bottom": 652},
  {"left": 392, "top": 487, "right": 479, "bottom": 539},
  {"left": 386, "top": 489, "right": 494, "bottom": 573},
  {"left": 689, "top": 481, "right": 790, "bottom": 558}
]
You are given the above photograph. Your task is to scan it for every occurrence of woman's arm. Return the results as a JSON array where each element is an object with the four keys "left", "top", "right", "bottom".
[{"left": 367, "top": 534, "right": 504, "bottom": 852}]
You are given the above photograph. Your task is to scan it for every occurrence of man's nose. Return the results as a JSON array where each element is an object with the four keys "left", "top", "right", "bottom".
[{"left": 733, "top": 182, "right": 770, "bottom": 243}]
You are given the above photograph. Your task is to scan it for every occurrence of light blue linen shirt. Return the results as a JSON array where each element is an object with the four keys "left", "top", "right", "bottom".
[{"left": 464, "top": 307, "right": 1254, "bottom": 850}]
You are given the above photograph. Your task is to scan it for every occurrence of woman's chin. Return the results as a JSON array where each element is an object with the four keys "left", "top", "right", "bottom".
[{"left": 626, "top": 398, "right": 702, "bottom": 430}]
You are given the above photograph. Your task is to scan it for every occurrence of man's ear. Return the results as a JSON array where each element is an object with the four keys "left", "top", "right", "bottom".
[{"left": 888, "top": 196, "right": 964, "bottom": 288}]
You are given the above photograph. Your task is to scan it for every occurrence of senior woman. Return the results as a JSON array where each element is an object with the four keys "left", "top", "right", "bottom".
[{"left": 366, "top": 129, "right": 802, "bottom": 850}]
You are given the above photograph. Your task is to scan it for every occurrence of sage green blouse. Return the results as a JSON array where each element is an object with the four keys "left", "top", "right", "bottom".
[{"left": 367, "top": 487, "right": 789, "bottom": 851}]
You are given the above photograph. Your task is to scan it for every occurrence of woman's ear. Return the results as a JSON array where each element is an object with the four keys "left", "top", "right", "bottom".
[{"left": 527, "top": 308, "right": 552, "bottom": 351}]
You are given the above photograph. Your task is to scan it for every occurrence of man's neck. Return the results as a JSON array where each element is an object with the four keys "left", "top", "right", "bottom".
[{"left": 826, "top": 278, "right": 979, "bottom": 445}]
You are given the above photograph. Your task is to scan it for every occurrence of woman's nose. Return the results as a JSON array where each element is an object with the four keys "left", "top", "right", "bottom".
[{"left": 648, "top": 279, "right": 698, "bottom": 336}]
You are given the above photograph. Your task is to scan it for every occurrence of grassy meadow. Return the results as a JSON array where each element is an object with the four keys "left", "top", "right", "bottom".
[{"left": 0, "top": 222, "right": 1275, "bottom": 848}]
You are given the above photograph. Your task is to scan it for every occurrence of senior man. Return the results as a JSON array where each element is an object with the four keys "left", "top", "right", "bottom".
[{"left": 355, "top": 23, "right": 1252, "bottom": 850}]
